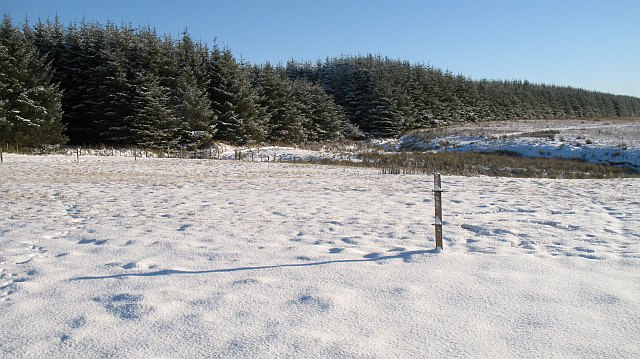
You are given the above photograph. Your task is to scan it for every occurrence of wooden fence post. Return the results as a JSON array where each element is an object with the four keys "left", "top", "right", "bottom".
[
  {"left": 432, "top": 173, "right": 444, "bottom": 250},
  {"left": 76, "top": 147, "right": 80, "bottom": 162},
  {"left": 0, "top": 146, "right": 3, "bottom": 163}
]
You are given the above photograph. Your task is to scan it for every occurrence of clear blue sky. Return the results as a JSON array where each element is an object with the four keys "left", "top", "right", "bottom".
[{"left": 3, "top": 0, "right": 639, "bottom": 98}]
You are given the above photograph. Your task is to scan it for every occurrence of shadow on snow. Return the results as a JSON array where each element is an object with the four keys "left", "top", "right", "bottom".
[{"left": 71, "top": 249, "right": 438, "bottom": 281}]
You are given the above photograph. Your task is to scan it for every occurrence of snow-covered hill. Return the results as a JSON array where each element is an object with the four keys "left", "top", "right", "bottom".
[
  {"left": 1, "top": 155, "right": 639, "bottom": 358},
  {"left": 385, "top": 118, "right": 640, "bottom": 171}
]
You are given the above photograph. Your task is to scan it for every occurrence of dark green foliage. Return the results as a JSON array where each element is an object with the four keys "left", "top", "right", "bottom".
[
  {"left": 208, "top": 46, "right": 264, "bottom": 145},
  {"left": 0, "top": 42, "right": 10, "bottom": 140},
  {"left": 290, "top": 79, "right": 349, "bottom": 142},
  {"left": 5, "top": 19, "right": 360, "bottom": 147},
  {"left": 0, "top": 15, "right": 66, "bottom": 146},
  {"left": 128, "top": 70, "right": 180, "bottom": 148},
  {"left": 57, "top": 23, "right": 102, "bottom": 144},
  {"left": 98, "top": 25, "right": 135, "bottom": 144},
  {"left": 310, "top": 56, "right": 640, "bottom": 136},
  {"left": 2, "top": 17, "right": 639, "bottom": 149},
  {"left": 173, "top": 31, "right": 215, "bottom": 147},
  {"left": 251, "top": 63, "right": 306, "bottom": 143}
]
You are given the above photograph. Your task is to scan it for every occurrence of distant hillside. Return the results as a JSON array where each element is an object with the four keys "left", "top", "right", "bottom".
[{"left": 289, "top": 56, "right": 640, "bottom": 136}]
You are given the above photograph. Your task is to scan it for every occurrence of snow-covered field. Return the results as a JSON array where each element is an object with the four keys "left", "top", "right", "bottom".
[
  {"left": 1, "top": 155, "right": 639, "bottom": 358},
  {"left": 389, "top": 118, "right": 640, "bottom": 170}
]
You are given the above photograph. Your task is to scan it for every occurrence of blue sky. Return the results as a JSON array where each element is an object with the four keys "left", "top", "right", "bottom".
[{"left": 3, "top": 0, "right": 639, "bottom": 97}]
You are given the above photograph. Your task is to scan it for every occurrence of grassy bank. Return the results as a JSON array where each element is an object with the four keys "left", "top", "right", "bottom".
[{"left": 324, "top": 151, "right": 639, "bottom": 179}]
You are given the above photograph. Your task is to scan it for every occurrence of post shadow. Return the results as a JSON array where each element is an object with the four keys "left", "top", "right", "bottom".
[{"left": 71, "top": 249, "right": 439, "bottom": 281}]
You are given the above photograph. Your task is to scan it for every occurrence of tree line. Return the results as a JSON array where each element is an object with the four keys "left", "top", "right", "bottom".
[{"left": 1, "top": 15, "right": 639, "bottom": 148}]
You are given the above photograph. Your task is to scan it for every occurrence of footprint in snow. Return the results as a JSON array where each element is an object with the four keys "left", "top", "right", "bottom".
[
  {"left": 574, "top": 247, "right": 595, "bottom": 253},
  {"left": 177, "top": 224, "right": 191, "bottom": 232},
  {"left": 518, "top": 239, "right": 538, "bottom": 251},
  {"left": 0, "top": 271, "right": 32, "bottom": 301},
  {"left": 93, "top": 293, "right": 152, "bottom": 320},
  {"left": 42, "top": 231, "right": 69, "bottom": 240},
  {"left": 59, "top": 334, "right": 73, "bottom": 343},
  {"left": 466, "top": 244, "right": 498, "bottom": 255},
  {"left": 292, "top": 294, "right": 332, "bottom": 312},
  {"left": 461, "top": 224, "right": 513, "bottom": 237},
  {"left": 340, "top": 237, "right": 358, "bottom": 245},
  {"left": 232, "top": 278, "right": 259, "bottom": 286},
  {"left": 573, "top": 253, "right": 604, "bottom": 260},
  {"left": 69, "top": 316, "right": 87, "bottom": 329},
  {"left": 77, "top": 239, "right": 107, "bottom": 245},
  {"left": 121, "top": 262, "right": 136, "bottom": 269}
]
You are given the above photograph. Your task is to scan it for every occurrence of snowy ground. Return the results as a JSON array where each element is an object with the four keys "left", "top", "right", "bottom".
[
  {"left": 386, "top": 118, "right": 640, "bottom": 170},
  {"left": 50, "top": 119, "right": 640, "bottom": 173},
  {"left": 1, "top": 155, "right": 639, "bottom": 358}
]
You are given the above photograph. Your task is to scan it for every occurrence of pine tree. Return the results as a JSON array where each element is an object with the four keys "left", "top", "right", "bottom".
[
  {"left": 0, "top": 43, "right": 10, "bottom": 143},
  {"left": 173, "top": 31, "right": 215, "bottom": 147},
  {"left": 57, "top": 22, "right": 103, "bottom": 144},
  {"left": 6, "top": 19, "right": 640, "bottom": 148},
  {"left": 253, "top": 63, "right": 305, "bottom": 143},
  {"left": 128, "top": 70, "right": 180, "bottom": 149},
  {"left": 98, "top": 24, "right": 135, "bottom": 145},
  {"left": 366, "top": 83, "right": 403, "bottom": 137},
  {"left": 325, "top": 60, "right": 370, "bottom": 132},
  {"left": 208, "top": 46, "right": 264, "bottom": 144},
  {"left": 30, "top": 17, "right": 65, "bottom": 74},
  {"left": 291, "top": 79, "right": 348, "bottom": 142},
  {"left": 0, "top": 15, "right": 66, "bottom": 146}
]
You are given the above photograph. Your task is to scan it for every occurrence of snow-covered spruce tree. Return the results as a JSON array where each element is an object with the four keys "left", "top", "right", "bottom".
[
  {"left": 79, "top": 22, "right": 137, "bottom": 145},
  {"left": 290, "top": 79, "right": 346, "bottom": 142},
  {"left": 173, "top": 67, "right": 215, "bottom": 146},
  {"left": 207, "top": 46, "right": 264, "bottom": 145},
  {"left": 173, "top": 31, "right": 215, "bottom": 148},
  {"left": 365, "top": 83, "right": 403, "bottom": 138},
  {"left": 279, "top": 59, "right": 363, "bottom": 141},
  {"left": 97, "top": 24, "right": 135, "bottom": 145},
  {"left": 30, "top": 18, "right": 65, "bottom": 80},
  {"left": 318, "top": 58, "right": 377, "bottom": 135},
  {"left": 0, "top": 15, "right": 66, "bottom": 147},
  {"left": 128, "top": 70, "right": 180, "bottom": 149},
  {"left": 285, "top": 59, "right": 319, "bottom": 83},
  {"left": 56, "top": 22, "right": 106, "bottom": 145},
  {"left": 0, "top": 43, "right": 9, "bottom": 142},
  {"left": 252, "top": 63, "right": 306, "bottom": 144}
]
